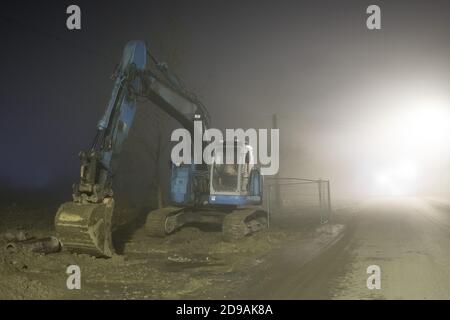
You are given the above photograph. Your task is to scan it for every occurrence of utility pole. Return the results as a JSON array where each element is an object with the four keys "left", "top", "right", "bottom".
[{"left": 272, "top": 114, "right": 281, "bottom": 211}]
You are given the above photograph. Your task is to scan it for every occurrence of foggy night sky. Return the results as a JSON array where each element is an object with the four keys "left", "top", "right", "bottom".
[{"left": 0, "top": 0, "right": 449, "bottom": 200}]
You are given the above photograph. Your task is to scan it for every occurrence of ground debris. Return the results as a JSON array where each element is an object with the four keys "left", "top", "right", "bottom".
[
  {"left": 5, "top": 236, "right": 61, "bottom": 255},
  {"left": 1, "top": 229, "right": 33, "bottom": 242}
]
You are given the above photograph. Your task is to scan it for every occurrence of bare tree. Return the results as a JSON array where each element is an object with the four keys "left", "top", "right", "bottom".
[
  {"left": 131, "top": 106, "right": 171, "bottom": 208},
  {"left": 130, "top": 19, "right": 189, "bottom": 209}
]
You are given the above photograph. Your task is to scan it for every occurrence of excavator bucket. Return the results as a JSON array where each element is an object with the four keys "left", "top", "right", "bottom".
[{"left": 54, "top": 199, "right": 115, "bottom": 258}]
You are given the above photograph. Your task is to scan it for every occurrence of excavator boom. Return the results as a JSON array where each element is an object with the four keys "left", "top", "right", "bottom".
[{"left": 55, "top": 41, "right": 208, "bottom": 257}]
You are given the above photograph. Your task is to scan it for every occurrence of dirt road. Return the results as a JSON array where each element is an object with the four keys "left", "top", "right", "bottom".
[{"left": 240, "top": 197, "right": 450, "bottom": 299}]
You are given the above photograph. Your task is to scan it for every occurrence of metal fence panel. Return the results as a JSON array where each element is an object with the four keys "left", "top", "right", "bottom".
[{"left": 265, "top": 178, "right": 331, "bottom": 224}]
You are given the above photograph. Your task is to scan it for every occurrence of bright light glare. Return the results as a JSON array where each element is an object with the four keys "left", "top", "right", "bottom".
[
  {"left": 370, "top": 95, "right": 449, "bottom": 196},
  {"left": 373, "top": 162, "right": 418, "bottom": 196}
]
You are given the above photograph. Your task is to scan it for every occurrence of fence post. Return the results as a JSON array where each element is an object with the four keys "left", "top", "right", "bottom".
[
  {"left": 318, "top": 179, "right": 323, "bottom": 208},
  {"left": 327, "top": 180, "right": 332, "bottom": 220}
]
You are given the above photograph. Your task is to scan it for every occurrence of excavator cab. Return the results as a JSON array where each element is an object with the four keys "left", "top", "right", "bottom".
[
  {"left": 209, "top": 141, "right": 263, "bottom": 206},
  {"left": 207, "top": 141, "right": 267, "bottom": 241}
]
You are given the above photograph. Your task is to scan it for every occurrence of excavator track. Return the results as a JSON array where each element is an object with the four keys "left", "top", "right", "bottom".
[
  {"left": 54, "top": 199, "right": 115, "bottom": 257},
  {"left": 222, "top": 208, "right": 268, "bottom": 241},
  {"left": 145, "top": 206, "right": 185, "bottom": 237}
]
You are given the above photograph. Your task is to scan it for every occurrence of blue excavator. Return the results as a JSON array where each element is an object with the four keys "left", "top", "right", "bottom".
[{"left": 54, "top": 41, "right": 268, "bottom": 257}]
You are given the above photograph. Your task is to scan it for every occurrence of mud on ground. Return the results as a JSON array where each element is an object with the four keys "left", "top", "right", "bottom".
[{"left": 0, "top": 205, "right": 349, "bottom": 299}]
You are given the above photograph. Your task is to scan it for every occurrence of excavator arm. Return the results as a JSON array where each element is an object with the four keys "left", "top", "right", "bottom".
[{"left": 55, "top": 41, "right": 209, "bottom": 257}]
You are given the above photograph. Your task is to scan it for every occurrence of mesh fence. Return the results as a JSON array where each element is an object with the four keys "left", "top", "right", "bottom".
[{"left": 265, "top": 178, "right": 331, "bottom": 224}]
